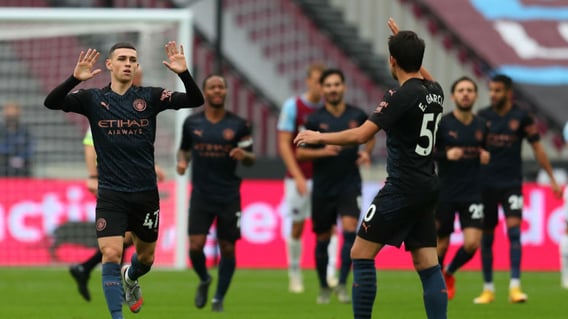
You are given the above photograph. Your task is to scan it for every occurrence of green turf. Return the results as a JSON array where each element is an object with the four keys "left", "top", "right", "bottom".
[{"left": 0, "top": 267, "right": 566, "bottom": 318}]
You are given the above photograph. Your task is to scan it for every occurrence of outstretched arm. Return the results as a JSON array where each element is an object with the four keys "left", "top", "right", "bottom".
[{"left": 294, "top": 120, "right": 379, "bottom": 147}]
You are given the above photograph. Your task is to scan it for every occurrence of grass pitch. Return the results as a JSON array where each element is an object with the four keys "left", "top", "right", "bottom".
[{"left": 0, "top": 267, "right": 566, "bottom": 318}]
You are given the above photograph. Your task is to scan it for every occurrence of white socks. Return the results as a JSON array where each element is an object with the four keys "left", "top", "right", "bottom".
[
  {"left": 560, "top": 234, "right": 568, "bottom": 288},
  {"left": 287, "top": 237, "right": 302, "bottom": 274},
  {"left": 327, "top": 233, "right": 338, "bottom": 279}
]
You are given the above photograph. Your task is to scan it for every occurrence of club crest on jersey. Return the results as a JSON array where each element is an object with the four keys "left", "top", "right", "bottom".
[
  {"left": 223, "top": 128, "right": 235, "bottom": 141},
  {"left": 509, "top": 119, "right": 519, "bottom": 131},
  {"left": 475, "top": 130, "right": 484, "bottom": 141},
  {"left": 348, "top": 120, "right": 358, "bottom": 129},
  {"left": 96, "top": 218, "right": 107, "bottom": 231},
  {"left": 133, "top": 99, "right": 147, "bottom": 112}
]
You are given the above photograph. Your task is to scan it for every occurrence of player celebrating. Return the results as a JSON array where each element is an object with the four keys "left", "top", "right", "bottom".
[{"left": 44, "top": 41, "right": 204, "bottom": 319}]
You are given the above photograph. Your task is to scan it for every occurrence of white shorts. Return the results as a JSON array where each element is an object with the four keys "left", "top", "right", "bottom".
[{"left": 284, "top": 178, "right": 312, "bottom": 222}]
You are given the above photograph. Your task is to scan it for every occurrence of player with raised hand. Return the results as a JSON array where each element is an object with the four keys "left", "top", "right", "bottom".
[
  {"left": 44, "top": 41, "right": 204, "bottom": 319},
  {"left": 295, "top": 17, "right": 447, "bottom": 319}
]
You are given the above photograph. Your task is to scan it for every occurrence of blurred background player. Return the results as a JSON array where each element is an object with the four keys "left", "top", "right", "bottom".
[
  {"left": 561, "top": 121, "right": 568, "bottom": 289},
  {"left": 296, "top": 68, "right": 374, "bottom": 304},
  {"left": 277, "top": 62, "right": 339, "bottom": 292},
  {"left": 0, "top": 102, "right": 34, "bottom": 177},
  {"left": 69, "top": 126, "right": 165, "bottom": 302},
  {"left": 475, "top": 74, "right": 562, "bottom": 304},
  {"left": 176, "top": 74, "right": 255, "bottom": 312},
  {"left": 434, "top": 76, "right": 489, "bottom": 300}
]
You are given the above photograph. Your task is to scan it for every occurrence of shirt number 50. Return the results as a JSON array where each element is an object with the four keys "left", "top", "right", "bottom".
[{"left": 415, "top": 113, "right": 442, "bottom": 156}]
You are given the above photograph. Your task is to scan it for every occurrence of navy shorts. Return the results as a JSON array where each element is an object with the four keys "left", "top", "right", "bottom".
[
  {"left": 481, "top": 186, "right": 522, "bottom": 230},
  {"left": 311, "top": 194, "right": 361, "bottom": 234},
  {"left": 436, "top": 201, "right": 484, "bottom": 237},
  {"left": 95, "top": 188, "right": 160, "bottom": 243},
  {"left": 358, "top": 183, "right": 439, "bottom": 251},
  {"left": 188, "top": 195, "right": 242, "bottom": 243}
]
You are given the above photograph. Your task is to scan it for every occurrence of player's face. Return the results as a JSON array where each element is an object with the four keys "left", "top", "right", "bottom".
[
  {"left": 204, "top": 76, "right": 227, "bottom": 108},
  {"left": 305, "top": 70, "right": 322, "bottom": 99},
  {"left": 489, "top": 81, "right": 509, "bottom": 109},
  {"left": 106, "top": 48, "right": 139, "bottom": 84},
  {"left": 321, "top": 74, "right": 345, "bottom": 106},
  {"left": 452, "top": 80, "right": 477, "bottom": 112}
]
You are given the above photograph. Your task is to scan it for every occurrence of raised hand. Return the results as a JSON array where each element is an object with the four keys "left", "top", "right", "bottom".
[
  {"left": 73, "top": 49, "right": 101, "bottom": 81},
  {"left": 388, "top": 17, "right": 400, "bottom": 35},
  {"left": 162, "top": 41, "right": 188, "bottom": 74}
]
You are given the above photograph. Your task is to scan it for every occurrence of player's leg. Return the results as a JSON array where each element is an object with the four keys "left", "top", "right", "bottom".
[
  {"left": 210, "top": 199, "right": 242, "bottom": 312},
  {"left": 71, "top": 228, "right": 135, "bottom": 302},
  {"left": 311, "top": 196, "right": 334, "bottom": 304},
  {"left": 474, "top": 189, "right": 499, "bottom": 304},
  {"left": 334, "top": 195, "right": 360, "bottom": 303},
  {"left": 123, "top": 234, "right": 156, "bottom": 313},
  {"left": 435, "top": 202, "right": 455, "bottom": 269},
  {"left": 350, "top": 188, "right": 400, "bottom": 319},
  {"left": 503, "top": 188, "right": 527, "bottom": 303},
  {"left": 351, "top": 236, "right": 383, "bottom": 319},
  {"left": 327, "top": 224, "right": 339, "bottom": 287},
  {"left": 99, "top": 235, "right": 126, "bottom": 319},
  {"left": 188, "top": 196, "right": 215, "bottom": 309},
  {"left": 284, "top": 178, "right": 310, "bottom": 293},
  {"left": 406, "top": 192, "right": 447, "bottom": 319},
  {"left": 121, "top": 189, "right": 160, "bottom": 314},
  {"left": 411, "top": 247, "right": 447, "bottom": 319},
  {"left": 95, "top": 189, "right": 129, "bottom": 319},
  {"left": 444, "top": 203, "right": 483, "bottom": 300},
  {"left": 69, "top": 250, "right": 101, "bottom": 301}
]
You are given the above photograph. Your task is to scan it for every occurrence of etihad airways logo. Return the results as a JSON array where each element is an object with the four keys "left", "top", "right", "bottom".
[{"left": 97, "top": 119, "right": 150, "bottom": 135}]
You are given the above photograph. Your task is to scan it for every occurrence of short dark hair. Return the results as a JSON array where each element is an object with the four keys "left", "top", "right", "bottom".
[
  {"left": 388, "top": 31, "right": 425, "bottom": 73},
  {"left": 202, "top": 74, "right": 227, "bottom": 90},
  {"left": 319, "top": 68, "right": 345, "bottom": 84},
  {"left": 491, "top": 74, "right": 513, "bottom": 90},
  {"left": 108, "top": 42, "right": 136, "bottom": 58},
  {"left": 451, "top": 76, "right": 477, "bottom": 93}
]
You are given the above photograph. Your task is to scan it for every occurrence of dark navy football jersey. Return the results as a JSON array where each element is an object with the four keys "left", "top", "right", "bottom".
[
  {"left": 369, "top": 78, "right": 444, "bottom": 193},
  {"left": 478, "top": 104, "right": 540, "bottom": 189},
  {"left": 44, "top": 71, "right": 204, "bottom": 192},
  {"left": 179, "top": 111, "right": 253, "bottom": 203},
  {"left": 304, "top": 104, "right": 368, "bottom": 197},
  {"left": 435, "top": 112, "right": 488, "bottom": 202}
]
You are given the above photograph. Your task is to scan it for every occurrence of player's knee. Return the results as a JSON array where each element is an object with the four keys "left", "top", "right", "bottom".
[
  {"left": 101, "top": 246, "right": 122, "bottom": 263},
  {"left": 218, "top": 240, "right": 236, "bottom": 257},
  {"left": 463, "top": 241, "right": 480, "bottom": 253}
]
